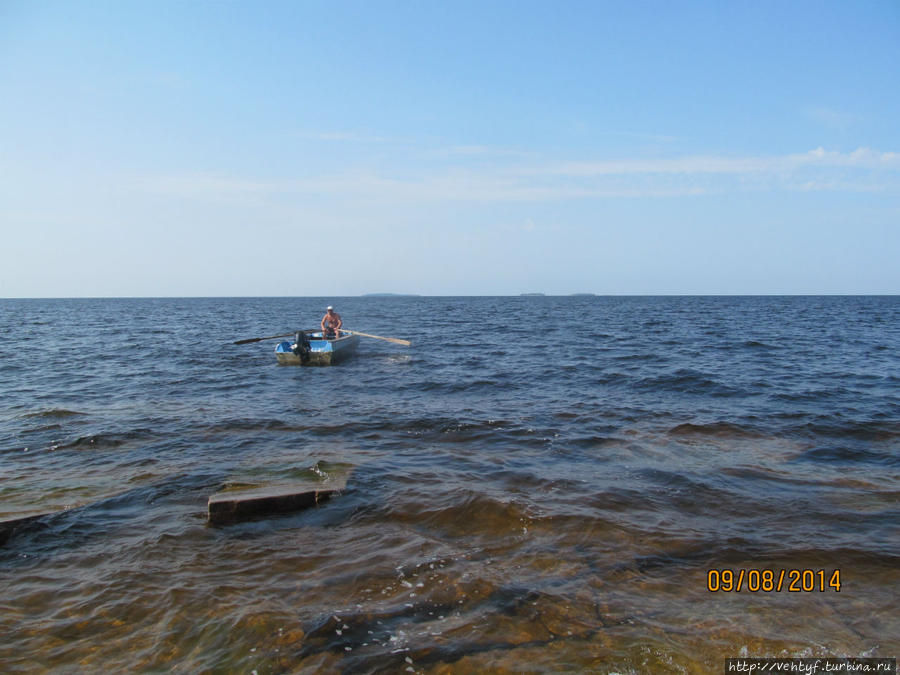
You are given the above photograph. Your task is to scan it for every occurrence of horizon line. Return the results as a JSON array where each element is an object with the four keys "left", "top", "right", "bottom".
[{"left": 2, "top": 293, "right": 898, "bottom": 300}]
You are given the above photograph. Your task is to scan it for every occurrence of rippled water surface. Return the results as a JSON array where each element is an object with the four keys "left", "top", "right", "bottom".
[{"left": 1, "top": 296, "right": 898, "bottom": 673}]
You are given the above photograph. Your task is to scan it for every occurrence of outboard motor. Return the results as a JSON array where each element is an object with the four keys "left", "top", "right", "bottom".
[{"left": 291, "top": 331, "right": 311, "bottom": 364}]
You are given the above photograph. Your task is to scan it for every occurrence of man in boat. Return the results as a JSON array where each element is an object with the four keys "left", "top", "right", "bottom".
[{"left": 321, "top": 306, "right": 343, "bottom": 339}]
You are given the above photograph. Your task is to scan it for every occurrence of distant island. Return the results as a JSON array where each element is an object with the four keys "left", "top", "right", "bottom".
[
  {"left": 362, "top": 293, "right": 421, "bottom": 297},
  {"left": 521, "top": 292, "right": 596, "bottom": 297}
]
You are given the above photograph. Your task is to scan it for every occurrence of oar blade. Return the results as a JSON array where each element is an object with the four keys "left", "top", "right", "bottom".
[
  {"left": 383, "top": 336, "right": 411, "bottom": 346},
  {"left": 233, "top": 332, "right": 294, "bottom": 346},
  {"left": 347, "top": 330, "right": 411, "bottom": 346}
]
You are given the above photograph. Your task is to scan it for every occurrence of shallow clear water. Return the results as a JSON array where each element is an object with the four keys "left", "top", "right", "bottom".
[{"left": 1, "top": 296, "right": 898, "bottom": 673}]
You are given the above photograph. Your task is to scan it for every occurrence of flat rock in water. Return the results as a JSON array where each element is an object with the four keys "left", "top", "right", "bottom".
[
  {"left": 207, "top": 473, "right": 349, "bottom": 524},
  {"left": 0, "top": 488, "right": 132, "bottom": 546},
  {"left": 0, "top": 511, "right": 56, "bottom": 546}
]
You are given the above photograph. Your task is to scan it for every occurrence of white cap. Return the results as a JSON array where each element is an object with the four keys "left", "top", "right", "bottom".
[{"left": 327, "top": 306, "right": 333, "bottom": 310}]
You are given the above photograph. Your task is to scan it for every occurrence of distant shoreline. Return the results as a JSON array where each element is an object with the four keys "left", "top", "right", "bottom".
[{"left": 361, "top": 293, "right": 421, "bottom": 297}]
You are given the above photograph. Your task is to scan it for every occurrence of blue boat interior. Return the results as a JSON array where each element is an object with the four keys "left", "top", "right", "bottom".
[
  {"left": 275, "top": 331, "right": 349, "bottom": 354},
  {"left": 276, "top": 341, "right": 332, "bottom": 354}
]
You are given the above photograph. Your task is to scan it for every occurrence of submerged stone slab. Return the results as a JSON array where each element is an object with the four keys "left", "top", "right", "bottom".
[
  {"left": 0, "top": 488, "right": 134, "bottom": 546},
  {"left": 207, "top": 474, "right": 349, "bottom": 524},
  {"left": 0, "top": 512, "right": 54, "bottom": 546}
]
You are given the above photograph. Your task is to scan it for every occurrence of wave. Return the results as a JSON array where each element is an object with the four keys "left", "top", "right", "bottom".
[
  {"left": 771, "top": 387, "right": 851, "bottom": 403},
  {"left": 62, "top": 435, "right": 129, "bottom": 450},
  {"left": 418, "top": 378, "right": 513, "bottom": 393},
  {"left": 635, "top": 369, "right": 742, "bottom": 397},
  {"left": 612, "top": 353, "right": 660, "bottom": 362},
  {"left": 789, "top": 419, "right": 900, "bottom": 442},
  {"left": 58, "top": 428, "right": 157, "bottom": 450},
  {"left": 742, "top": 340, "right": 778, "bottom": 349},
  {"left": 630, "top": 543, "right": 900, "bottom": 573},
  {"left": 21, "top": 409, "right": 87, "bottom": 419},
  {"left": 567, "top": 434, "right": 620, "bottom": 449},
  {"left": 793, "top": 445, "right": 900, "bottom": 467},
  {"left": 592, "top": 372, "right": 629, "bottom": 385},
  {"left": 207, "top": 418, "right": 310, "bottom": 433},
  {"left": 203, "top": 415, "right": 535, "bottom": 444},
  {"left": 667, "top": 421, "right": 766, "bottom": 439}
]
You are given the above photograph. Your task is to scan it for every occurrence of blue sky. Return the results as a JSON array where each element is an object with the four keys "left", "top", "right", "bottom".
[{"left": 1, "top": 0, "right": 898, "bottom": 296}]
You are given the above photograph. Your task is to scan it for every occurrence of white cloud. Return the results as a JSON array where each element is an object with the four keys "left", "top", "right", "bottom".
[{"left": 799, "top": 146, "right": 900, "bottom": 167}]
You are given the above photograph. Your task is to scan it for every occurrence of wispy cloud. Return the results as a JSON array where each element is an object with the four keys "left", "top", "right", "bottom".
[
  {"left": 430, "top": 145, "right": 534, "bottom": 159},
  {"left": 294, "top": 134, "right": 535, "bottom": 160},
  {"left": 135, "top": 173, "right": 272, "bottom": 197},
  {"left": 608, "top": 130, "right": 683, "bottom": 144},
  {"left": 521, "top": 147, "right": 900, "bottom": 177},
  {"left": 803, "top": 106, "right": 861, "bottom": 130},
  {"left": 135, "top": 147, "right": 900, "bottom": 204},
  {"left": 293, "top": 130, "right": 395, "bottom": 143}
]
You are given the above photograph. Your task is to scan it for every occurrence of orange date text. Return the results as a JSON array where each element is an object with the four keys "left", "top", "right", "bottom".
[{"left": 707, "top": 569, "right": 841, "bottom": 592}]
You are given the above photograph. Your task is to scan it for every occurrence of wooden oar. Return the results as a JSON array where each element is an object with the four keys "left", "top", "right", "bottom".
[
  {"left": 345, "top": 330, "right": 411, "bottom": 346},
  {"left": 233, "top": 332, "right": 295, "bottom": 345}
]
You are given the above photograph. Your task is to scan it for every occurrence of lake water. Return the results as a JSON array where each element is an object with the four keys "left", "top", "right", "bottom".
[{"left": 1, "top": 296, "right": 898, "bottom": 673}]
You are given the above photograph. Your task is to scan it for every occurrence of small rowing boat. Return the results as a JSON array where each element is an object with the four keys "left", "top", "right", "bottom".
[{"left": 274, "top": 330, "right": 360, "bottom": 366}]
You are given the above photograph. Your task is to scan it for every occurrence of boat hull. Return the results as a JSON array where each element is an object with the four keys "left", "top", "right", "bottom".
[{"left": 275, "top": 331, "right": 360, "bottom": 366}]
